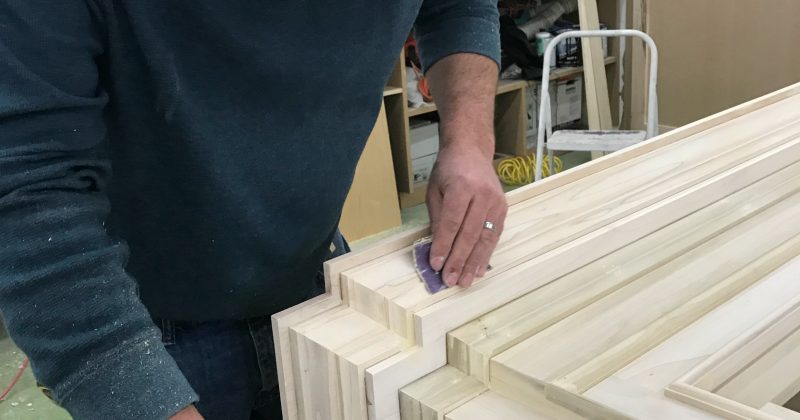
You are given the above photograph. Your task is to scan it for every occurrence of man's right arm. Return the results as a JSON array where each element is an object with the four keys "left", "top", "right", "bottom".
[{"left": 0, "top": 2, "right": 197, "bottom": 418}]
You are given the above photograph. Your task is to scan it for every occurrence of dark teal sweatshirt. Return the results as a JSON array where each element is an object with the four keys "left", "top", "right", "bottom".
[{"left": 0, "top": 1, "right": 499, "bottom": 418}]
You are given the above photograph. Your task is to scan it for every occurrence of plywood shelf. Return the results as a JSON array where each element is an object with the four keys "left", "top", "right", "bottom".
[
  {"left": 408, "top": 103, "right": 438, "bottom": 117},
  {"left": 530, "top": 56, "right": 618, "bottom": 86},
  {"left": 385, "top": 5, "right": 623, "bottom": 207},
  {"left": 407, "top": 80, "right": 529, "bottom": 117},
  {"left": 404, "top": 58, "right": 616, "bottom": 119},
  {"left": 383, "top": 86, "right": 404, "bottom": 97}
]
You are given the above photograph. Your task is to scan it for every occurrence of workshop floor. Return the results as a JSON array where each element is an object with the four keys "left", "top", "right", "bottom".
[
  {"left": 0, "top": 336, "right": 70, "bottom": 420},
  {"left": 0, "top": 152, "right": 592, "bottom": 419}
]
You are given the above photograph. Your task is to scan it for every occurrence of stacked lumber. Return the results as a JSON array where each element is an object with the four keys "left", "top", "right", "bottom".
[{"left": 272, "top": 82, "right": 800, "bottom": 420}]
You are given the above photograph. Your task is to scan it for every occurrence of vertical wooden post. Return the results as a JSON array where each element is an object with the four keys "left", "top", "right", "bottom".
[{"left": 578, "top": 0, "right": 614, "bottom": 159}]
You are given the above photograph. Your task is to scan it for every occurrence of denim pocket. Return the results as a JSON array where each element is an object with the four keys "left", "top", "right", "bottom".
[{"left": 248, "top": 316, "right": 278, "bottom": 392}]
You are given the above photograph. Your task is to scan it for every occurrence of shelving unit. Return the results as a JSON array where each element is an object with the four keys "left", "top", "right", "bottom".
[
  {"left": 407, "top": 79, "right": 529, "bottom": 118},
  {"left": 339, "top": 103, "right": 402, "bottom": 241},
  {"left": 377, "top": 0, "right": 624, "bottom": 208},
  {"left": 383, "top": 86, "right": 404, "bottom": 97},
  {"left": 386, "top": 57, "right": 619, "bottom": 208},
  {"left": 382, "top": 51, "right": 534, "bottom": 208}
]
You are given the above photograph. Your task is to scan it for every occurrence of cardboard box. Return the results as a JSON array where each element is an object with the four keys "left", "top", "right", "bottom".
[
  {"left": 526, "top": 83, "right": 557, "bottom": 149},
  {"left": 412, "top": 153, "right": 437, "bottom": 185},
  {"left": 526, "top": 76, "right": 584, "bottom": 150},
  {"left": 555, "top": 76, "right": 583, "bottom": 126},
  {"left": 410, "top": 121, "right": 439, "bottom": 160}
]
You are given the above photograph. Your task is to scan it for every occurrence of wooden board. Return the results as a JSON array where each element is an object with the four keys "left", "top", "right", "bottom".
[
  {"left": 399, "top": 366, "right": 485, "bottom": 420},
  {"left": 273, "top": 227, "right": 427, "bottom": 420},
  {"left": 578, "top": 0, "right": 614, "bottom": 160},
  {"left": 448, "top": 158, "right": 800, "bottom": 382},
  {"left": 578, "top": 0, "right": 613, "bottom": 130},
  {"left": 444, "top": 391, "right": 580, "bottom": 420},
  {"left": 340, "top": 103, "right": 402, "bottom": 241},
  {"left": 626, "top": 0, "right": 651, "bottom": 132}
]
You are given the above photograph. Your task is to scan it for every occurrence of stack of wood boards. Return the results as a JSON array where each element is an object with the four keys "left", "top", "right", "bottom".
[{"left": 272, "top": 82, "right": 800, "bottom": 420}]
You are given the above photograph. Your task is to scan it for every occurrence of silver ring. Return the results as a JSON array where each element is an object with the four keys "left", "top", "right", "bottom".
[{"left": 483, "top": 221, "right": 496, "bottom": 231}]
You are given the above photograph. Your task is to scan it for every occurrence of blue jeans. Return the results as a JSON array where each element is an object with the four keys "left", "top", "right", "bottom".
[{"left": 157, "top": 232, "right": 349, "bottom": 420}]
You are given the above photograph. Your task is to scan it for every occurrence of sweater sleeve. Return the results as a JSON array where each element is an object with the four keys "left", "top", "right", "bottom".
[
  {"left": 414, "top": 0, "right": 501, "bottom": 72},
  {"left": 0, "top": 2, "right": 198, "bottom": 419}
]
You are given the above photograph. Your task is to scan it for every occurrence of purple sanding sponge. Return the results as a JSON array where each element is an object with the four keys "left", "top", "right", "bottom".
[{"left": 412, "top": 238, "right": 448, "bottom": 294}]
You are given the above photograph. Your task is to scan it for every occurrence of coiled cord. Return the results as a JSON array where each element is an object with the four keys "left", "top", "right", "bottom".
[{"left": 496, "top": 154, "right": 563, "bottom": 185}]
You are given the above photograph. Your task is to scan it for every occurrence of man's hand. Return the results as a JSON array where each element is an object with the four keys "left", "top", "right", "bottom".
[
  {"left": 427, "top": 143, "right": 507, "bottom": 288},
  {"left": 170, "top": 405, "right": 204, "bottom": 420},
  {"left": 423, "top": 53, "right": 507, "bottom": 288}
]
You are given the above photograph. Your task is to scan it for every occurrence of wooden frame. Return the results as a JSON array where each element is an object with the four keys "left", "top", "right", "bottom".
[
  {"left": 666, "top": 295, "right": 800, "bottom": 420},
  {"left": 583, "top": 254, "right": 800, "bottom": 420}
]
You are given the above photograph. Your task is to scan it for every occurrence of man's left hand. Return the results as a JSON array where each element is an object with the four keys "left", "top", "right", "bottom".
[{"left": 426, "top": 142, "right": 507, "bottom": 288}]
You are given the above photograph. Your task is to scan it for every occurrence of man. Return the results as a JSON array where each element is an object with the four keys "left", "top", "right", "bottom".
[{"left": 0, "top": 1, "right": 507, "bottom": 419}]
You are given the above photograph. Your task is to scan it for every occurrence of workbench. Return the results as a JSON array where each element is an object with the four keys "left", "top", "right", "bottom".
[{"left": 273, "top": 81, "right": 800, "bottom": 420}]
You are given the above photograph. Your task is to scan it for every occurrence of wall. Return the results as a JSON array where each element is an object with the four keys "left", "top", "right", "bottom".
[{"left": 645, "top": 0, "right": 800, "bottom": 128}]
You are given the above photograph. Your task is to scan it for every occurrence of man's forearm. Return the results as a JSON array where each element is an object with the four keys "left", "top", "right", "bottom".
[
  {"left": 426, "top": 53, "right": 499, "bottom": 159},
  {"left": 422, "top": 52, "right": 506, "bottom": 287}
]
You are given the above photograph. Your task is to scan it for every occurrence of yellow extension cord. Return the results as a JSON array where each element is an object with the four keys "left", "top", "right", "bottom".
[{"left": 496, "top": 154, "right": 563, "bottom": 186}]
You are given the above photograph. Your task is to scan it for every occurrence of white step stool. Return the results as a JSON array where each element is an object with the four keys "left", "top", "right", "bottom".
[
  {"left": 534, "top": 29, "right": 659, "bottom": 181},
  {"left": 547, "top": 129, "right": 648, "bottom": 152}
]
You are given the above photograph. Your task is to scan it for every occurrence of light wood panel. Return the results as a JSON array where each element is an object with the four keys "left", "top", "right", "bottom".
[
  {"left": 340, "top": 103, "right": 402, "bottom": 241},
  {"left": 290, "top": 307, "right": 407, "bottom": 420},
  {"left": 578, "top": 0, "right": 614, "bottom": 131},
  {"left": 273, "top": 227, "right": 428, "bottom": 420},
  {"left": 444, "top": 390, "right": 580, "bottom": 420},
  {"left": 399, "top": 366, "right": 485, "bottom": 420},
  {"left": 625, "top": 0, "right": 651, "bottom": 131}
]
